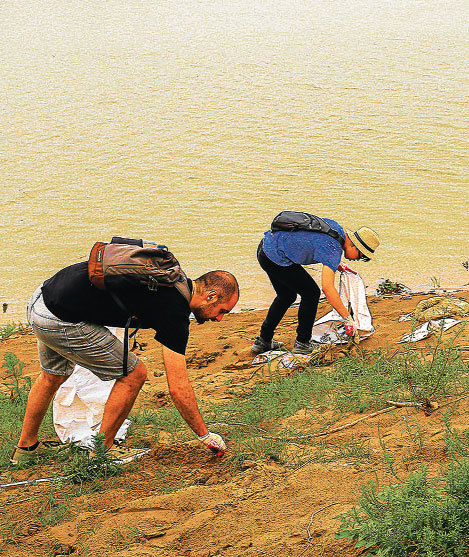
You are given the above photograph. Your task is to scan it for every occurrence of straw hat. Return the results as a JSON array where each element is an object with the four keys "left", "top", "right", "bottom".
[{"left": 345, "top": 227, "right": 380, "bottom": 260}]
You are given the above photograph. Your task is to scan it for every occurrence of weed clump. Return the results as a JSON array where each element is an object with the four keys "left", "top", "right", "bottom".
[
  {"left": 376, "top": 279, "right": 410, "bottom": 296},
  {"left": 331, "top": 327, "right": 468, "bottom": 413},
  {"left": 336, "top": 457, "right": 469, "bottom": 556},
  {"left": 1, "top": 352, "right": 31, "bottom": 404},
  {"left": 63, "top": 434, "right": 123, "bottom": 483},
  {"left": 0, "top": 322, "right": 30, "bottom": 340}
]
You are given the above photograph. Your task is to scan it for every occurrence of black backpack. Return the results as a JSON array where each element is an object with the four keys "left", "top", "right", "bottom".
[{"left": 271, "top": 211, "right": 344, "bottom": 247}]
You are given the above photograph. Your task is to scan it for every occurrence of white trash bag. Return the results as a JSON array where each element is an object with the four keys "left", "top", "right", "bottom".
[
  {"left": 311, "top": 269, "right": 374, "bottom": 345},
  {"left": 53, "top": 327, "right": 131, "bottom": 449}
]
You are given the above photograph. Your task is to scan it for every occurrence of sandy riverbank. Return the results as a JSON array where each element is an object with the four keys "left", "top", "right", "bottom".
[{"left": 0, "top": 290, "right": 468, "bottom": 556}]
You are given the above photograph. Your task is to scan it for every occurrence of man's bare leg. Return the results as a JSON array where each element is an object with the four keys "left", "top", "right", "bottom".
[
  {"left": 99, "top": 361, "right": 147, "bottom": 448},
  {"left": 18, "top": 372, "right": 69, "bottom": 447}
]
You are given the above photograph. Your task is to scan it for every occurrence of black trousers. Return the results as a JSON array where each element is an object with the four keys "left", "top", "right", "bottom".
[{"left": 258, "top": 242, "right": 321, "bottom": 343}]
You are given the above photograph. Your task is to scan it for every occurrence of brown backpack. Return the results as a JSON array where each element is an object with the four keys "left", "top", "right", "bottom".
[
  {"left": 87, "top": 237, "right": 191, "bottom": 376},
  {"left": 88, "top": 237, "right": 191, "bottom": 302}
]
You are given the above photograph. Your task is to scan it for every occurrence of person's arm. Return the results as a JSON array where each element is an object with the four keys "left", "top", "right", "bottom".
[
  {"left": 321, "top": 265, "right": 358, "bottom": 336},
  {"left": 321, "top": 265, "right": 349, "bottom": 318},
  {"left": 162, "top": 345, "right": 208, "bottom": 436},
  {"left": 162, "top": 345, "right": 226, "bottom": 455}
]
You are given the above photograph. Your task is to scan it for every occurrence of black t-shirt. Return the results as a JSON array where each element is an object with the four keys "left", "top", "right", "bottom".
[{"left": 41, "top": 262, "right": 192, "bottom": 355}]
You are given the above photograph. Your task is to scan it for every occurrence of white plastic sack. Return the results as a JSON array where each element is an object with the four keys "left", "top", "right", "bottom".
[
  {"left": 53, "top": 327, "right": 131, "bottom": 448},
  {"left": 398, "top": 318, "right": 463, "bottom": 343},
  {"left": 252, "top": 350, "right": 313, "bottom": 369},
  {"left": 311, "top": 269, "right": 374, "bottom": 345}
]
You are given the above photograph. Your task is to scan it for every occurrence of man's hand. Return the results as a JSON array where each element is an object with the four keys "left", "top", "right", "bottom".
[
  {"left": 198, "top": 431, "right": 226, "bottom": 456},
  {"left": 338, "top": 263, "right": 357, "bottom": 274},
  {"left": 344, "top": 316, "right": 359, "bottom": 337}
]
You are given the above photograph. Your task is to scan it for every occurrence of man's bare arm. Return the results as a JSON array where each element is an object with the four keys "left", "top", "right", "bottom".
[
  {"left": 321, "top": 265, "right": 349, "bottom": 318},
  {"left": 162, "top": 345, "right": 209, "bottom": 437}
]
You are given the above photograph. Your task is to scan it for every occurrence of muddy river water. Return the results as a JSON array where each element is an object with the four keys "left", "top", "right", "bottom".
[{"left": 1, "top": 0, "right": 467, "bottom": 321}]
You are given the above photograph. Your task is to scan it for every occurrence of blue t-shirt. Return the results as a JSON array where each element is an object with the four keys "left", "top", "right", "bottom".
[{"left": 262, "top": 218, "right": 345, "bottom": 272}]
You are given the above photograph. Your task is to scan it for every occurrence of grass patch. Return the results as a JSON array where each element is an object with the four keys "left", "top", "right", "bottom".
[
  {"left": 0, "top": 322, "right": 30, "bottom": 340},
  {"left": 63, "top": 434, "right": 123, "bottom": 483},
  {"left": 330, "top": 327, "right": 468, "bottom": 412},
  {"left": 2, "top": 352, "right": 32, "bottom": 403},
  {"left": 126, "top": 328, "right": 468, "bottom": 468},
  {"left": 0, "top": 355, "right": 57, "bottom": 470},
  {"left": 336, "top": 447, "right": 469, "bottom": 555}
]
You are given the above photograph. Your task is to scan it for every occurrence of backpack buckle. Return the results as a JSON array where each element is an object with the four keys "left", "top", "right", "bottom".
[{"left": 147, "top": 277, "right": 159, "bottom": 291}]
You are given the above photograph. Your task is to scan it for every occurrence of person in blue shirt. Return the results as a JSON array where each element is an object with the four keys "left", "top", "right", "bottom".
[{"left": 252, "top": 218, "right": 380, "bottom": 354}]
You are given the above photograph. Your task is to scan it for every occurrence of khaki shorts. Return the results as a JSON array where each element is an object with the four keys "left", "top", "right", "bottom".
[{"left": 27, "top": 287, "right": 139, "bottom": 381}]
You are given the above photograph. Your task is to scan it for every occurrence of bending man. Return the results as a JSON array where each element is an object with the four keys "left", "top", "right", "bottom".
[
  {"left": 11, "top": 240, "right": 239, "bottom": 465},
  {"left": 252, "top": 217, "right": 379, "bottom": 355}
]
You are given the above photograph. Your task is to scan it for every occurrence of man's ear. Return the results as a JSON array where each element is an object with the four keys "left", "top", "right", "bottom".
[{"left": 206, "top": 289, "right": 218, "bottom": 302}]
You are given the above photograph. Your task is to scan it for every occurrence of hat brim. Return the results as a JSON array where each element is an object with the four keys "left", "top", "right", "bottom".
[{"left": 346, "top": 229, "right": 375, "bottom": 260}]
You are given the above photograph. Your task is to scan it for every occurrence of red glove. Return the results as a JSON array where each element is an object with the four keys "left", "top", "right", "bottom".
[
  {"left": 344, "top": 316, "right": 358, "bottom": 337},
  {"left": 197, "top": 432, "right": 226, "bottom": 456},
  {"left": 338, "top": 263, "right": 357, "bottom": 274}
]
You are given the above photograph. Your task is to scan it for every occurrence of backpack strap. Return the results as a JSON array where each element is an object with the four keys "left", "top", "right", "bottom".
[
  {"left": 271, "top": 211, "right": 345, "bottom": 248},
  {"left": 107, "top": 291, "right": 135, "bottom": 377},
  {"left": 174, "top": 271, "right": 192, "bottom": 304},
  {"left": 109, "top": 275, "right": 191, "bottom": 378}
]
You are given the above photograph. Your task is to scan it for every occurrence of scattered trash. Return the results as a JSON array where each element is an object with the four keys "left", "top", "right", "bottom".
[
  {"left": 398, "top": 318, "right": 463, "bottom": 343},
  {"left": 399, "top": 312, "right": 413, "bottom": 322},
  {"left": 252, "top": 350, "right": 314, "bottom": 369},
  {"left": 413, "top": 296, "right": 469, "bottom": 322}
]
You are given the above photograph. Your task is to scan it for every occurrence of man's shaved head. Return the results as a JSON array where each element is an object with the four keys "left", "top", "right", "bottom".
[{"left": 194, "top": 270, "right": 239, "bottom": 302}]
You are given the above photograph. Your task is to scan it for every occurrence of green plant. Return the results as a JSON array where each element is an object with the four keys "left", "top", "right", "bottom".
[
  {"left": 63, "top": 435, "right": 123, "bottom": 483},
  {"left": 441, "top": 415, "right": 469, "bottom": 460},
  {"left": 377, "top": 426, "right": 399, "bottom": 479},
  {"left": 400, "top": 325, "right": 468, "bottom": 410},
  {"left": 37, "top": 484, "right": 76, "bottom": 526},
  {"left": 331, "top": 327, "right": 468, "bottom": 414},
  {"left": 401, "top": 416, "right": 426, "bottom": 456},
  {"left": 0, "top": 322, "right": 30, "bottom": 340},
  {"left": 336, "top": 460, "right": 469, "bottom": 556},
  {"left": 0, "top": 515, "right": 22, "bottom": 547},
  {"left": 376, "top": 279, "right": 409, "bottom": 296},
  {"left": 0, "top": 323, "right": 17, "bottom": 340},
  {"left": 1, "top": 352, "right": 31, "bottom": 403}
]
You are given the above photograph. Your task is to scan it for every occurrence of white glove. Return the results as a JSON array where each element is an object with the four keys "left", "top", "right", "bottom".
[
  {"left": 197, "top": 431, "right": 226, "bottom": 456},
  {"left": 343, "top": 316, "right": 359, "bottom": 337}
]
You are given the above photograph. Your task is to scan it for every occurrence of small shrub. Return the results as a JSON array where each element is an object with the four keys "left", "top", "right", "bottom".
[
  {"left": 63, "top": 435, "right": 123, "bottom": 483},
  {"left": 441, "top": 415, "right": 469, "bottom": 460},
  {"left": 336, "top": 461, "right": 469, "bottom": 556},
  {"left": 376, "top": 279, "right": 410, "bottom": 296},
  {"left": 0, "top": 322, "right": 30, "bottom": 340},
  {"left": 1, "top": 352, "right": 31, "bottom": 404}
]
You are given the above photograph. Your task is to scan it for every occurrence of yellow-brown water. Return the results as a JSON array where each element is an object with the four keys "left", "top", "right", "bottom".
[{"left": 1, "top": 0, "right": 468, "bottom": 322}]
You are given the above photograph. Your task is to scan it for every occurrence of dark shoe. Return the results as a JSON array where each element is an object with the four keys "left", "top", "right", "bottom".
[
  {"left": 10, "top": 440, "right": 65, "bottom": 466},
  {"left": 293, "top": 339, "right": 321, "bottom": 355},
  {"left": 251, "top": 335, "right": 285, "bottom": 354}
]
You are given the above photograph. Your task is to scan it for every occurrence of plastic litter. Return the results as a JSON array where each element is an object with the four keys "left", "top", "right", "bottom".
[
  {"left": 252, "top": 350, "right": 314, "bottom": 369},
  {"left": 53, "top": 327, "right": 131, "bottom": 449},
  {"left": 398, "top": 318, "right": 463, "bottom": 343}
]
